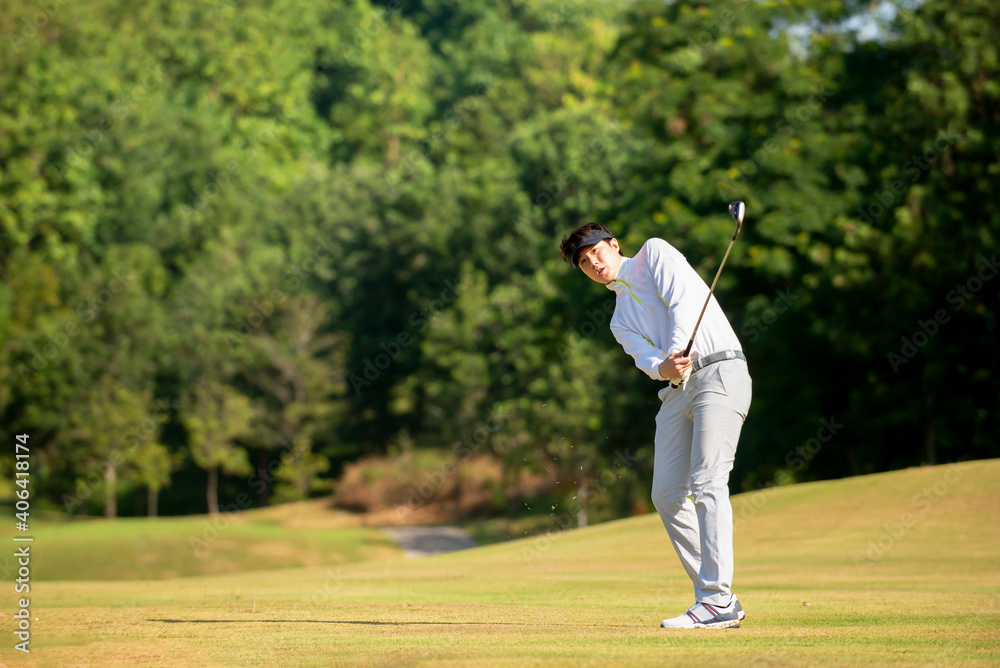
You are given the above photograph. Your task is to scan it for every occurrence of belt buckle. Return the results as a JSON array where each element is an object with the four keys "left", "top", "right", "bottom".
[{"left": 725, "top": 350, "right": 735, "bottom": 360}]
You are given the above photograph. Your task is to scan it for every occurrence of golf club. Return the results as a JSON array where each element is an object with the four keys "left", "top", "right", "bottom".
[{"left": 681, "top": 200, "right": 746, "bottom": 359}]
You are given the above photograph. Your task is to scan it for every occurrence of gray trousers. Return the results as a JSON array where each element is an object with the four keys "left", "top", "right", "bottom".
[{"left": 651, "top": 358, "right": 752, "bottom": 606}]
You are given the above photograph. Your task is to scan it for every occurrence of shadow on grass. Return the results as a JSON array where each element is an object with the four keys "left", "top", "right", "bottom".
[{"left": 150, "top": 619, "right": 630, "bottom": 627}]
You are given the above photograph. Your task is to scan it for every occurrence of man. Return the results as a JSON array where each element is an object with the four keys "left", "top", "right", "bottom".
[{"left": 559, "top": 222, "right": 752, "bottom": 629}]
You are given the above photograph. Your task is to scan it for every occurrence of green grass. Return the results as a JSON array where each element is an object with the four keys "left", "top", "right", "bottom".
[
  {"left": 0, "top": 499, "right": 401, "bottom": 580},
  {"left": 2, "top": 461, "right": 999, "bottom": 666}
]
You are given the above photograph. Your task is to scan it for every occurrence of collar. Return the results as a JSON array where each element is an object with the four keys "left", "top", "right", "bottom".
[{"left": 605, "top": 256, "right": 633, "bottom": 294}]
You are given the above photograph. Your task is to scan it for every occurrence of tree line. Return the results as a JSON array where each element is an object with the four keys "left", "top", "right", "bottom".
[{"left": 1, "top": 0, "right": 996, "bottom": 518}]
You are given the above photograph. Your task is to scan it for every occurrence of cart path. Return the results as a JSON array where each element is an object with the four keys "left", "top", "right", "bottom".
[{"left": 381, "top": 526, "right": 478, "bottom": 558}]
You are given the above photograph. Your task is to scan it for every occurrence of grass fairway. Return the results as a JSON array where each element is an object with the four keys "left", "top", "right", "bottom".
[
  {"left": 2, "top": 460, "right": 999, "bottom": 667},
  {"left": 0, "top": 499, "right": 400, "bottom": 580}
]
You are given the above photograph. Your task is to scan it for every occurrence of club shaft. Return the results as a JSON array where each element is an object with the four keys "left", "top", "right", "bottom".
[{"left": 681, "top": 235, "right": 738, "bottom": 358}]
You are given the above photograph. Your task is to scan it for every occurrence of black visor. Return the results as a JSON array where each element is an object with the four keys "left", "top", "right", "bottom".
[{"left": 571, "top": 230, "right": 613, "bottom": 268}]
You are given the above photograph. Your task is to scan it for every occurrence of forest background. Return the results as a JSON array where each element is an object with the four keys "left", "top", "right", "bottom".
[{"left": 1, "top": 0, "right": 996, "bottom": 523}]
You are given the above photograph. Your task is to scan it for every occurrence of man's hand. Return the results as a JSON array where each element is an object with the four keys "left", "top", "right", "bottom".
[{"left": 659, "top": 351, "right": 692, "bottom": 381}]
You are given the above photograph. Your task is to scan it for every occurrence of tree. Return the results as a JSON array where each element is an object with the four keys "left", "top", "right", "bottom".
[
  {"left": 1, "top": 0, "right": 997, "bottom": 519},
  {"left": 238, "top": 294, "right": 348, "bottom": 502},
  {"left": 182, "top": 381, "right": 256, "bottom": 516},
  {"left": 65, "top": 377, "right": 170, "bottom": 518}
]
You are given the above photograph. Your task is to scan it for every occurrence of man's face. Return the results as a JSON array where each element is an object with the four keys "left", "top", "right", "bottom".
[{"left": 577, "top": 238, "right": 622, "bottom": 284}]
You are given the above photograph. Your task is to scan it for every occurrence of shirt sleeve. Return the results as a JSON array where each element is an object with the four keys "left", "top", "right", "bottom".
[
  {"left": 610, "top": 321, "right": 668, "bottom": 381},
  {"left": 643, "top": 238, "right": 693, "bottom": 355}
]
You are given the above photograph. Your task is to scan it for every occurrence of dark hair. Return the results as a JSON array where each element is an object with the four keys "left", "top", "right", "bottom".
[{"left": 559, "top": 222, "right": 618, "bottom": 265}]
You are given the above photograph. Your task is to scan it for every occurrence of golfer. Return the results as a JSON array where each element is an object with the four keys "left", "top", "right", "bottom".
[{"left": 560, "top": 223, "right": 752, "bottom": 629}]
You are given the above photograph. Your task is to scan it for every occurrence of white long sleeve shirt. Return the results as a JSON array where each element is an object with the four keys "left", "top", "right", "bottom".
[{"left": 607, "top": 238, "right": 742, "bottom": 381}]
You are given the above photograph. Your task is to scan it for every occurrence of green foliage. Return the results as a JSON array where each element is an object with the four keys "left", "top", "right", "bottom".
[
  {"left": 181, "top": 381, "right": 256, "bottom": 514},
  {"left": 0, "top": 0, "right": 996, "bottom": 518}
]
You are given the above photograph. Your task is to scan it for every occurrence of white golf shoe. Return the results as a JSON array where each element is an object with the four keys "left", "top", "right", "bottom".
[{"left": 660, "top": 598, "right": 745, "bottom": 629}]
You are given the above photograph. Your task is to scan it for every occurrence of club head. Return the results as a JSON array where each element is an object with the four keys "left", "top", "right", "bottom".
[{"left": 728, "top": 200, "right": 745, "bottom": 238}]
